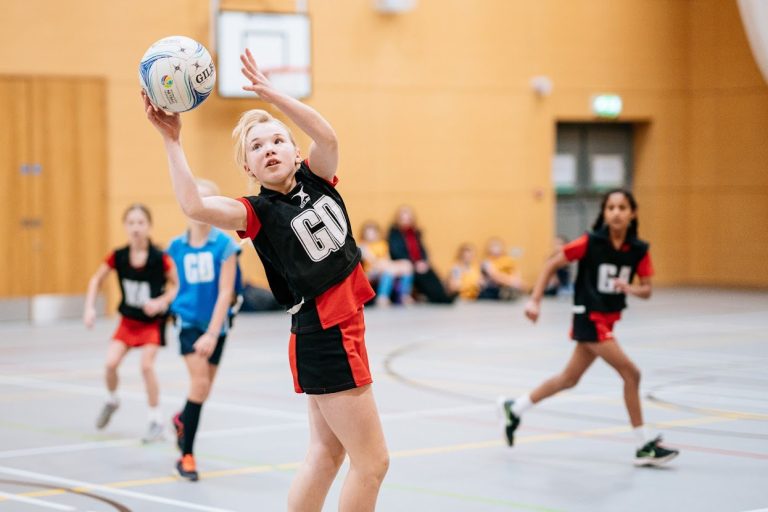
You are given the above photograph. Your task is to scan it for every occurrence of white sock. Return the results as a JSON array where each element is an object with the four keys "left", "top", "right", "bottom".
[
  {"left": 148, "top": 406, "right": 161, "bottom": 424},
  {"left": 511, "top": 394, "right": 533, "bottom": 416},
  {"left": 633, "top": 425, "right": 651, "bottom": 446},
  {"left": 106, "top": 391, "right": 119, "bottom": 405}
]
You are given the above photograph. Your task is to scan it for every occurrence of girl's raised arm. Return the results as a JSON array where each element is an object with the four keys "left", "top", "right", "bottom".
[
  {"left": 142, "top": 91, "right": 247, "bottom": 231},
  {"left": 239, "top": 49, "right": 338, "bottom": 181}
]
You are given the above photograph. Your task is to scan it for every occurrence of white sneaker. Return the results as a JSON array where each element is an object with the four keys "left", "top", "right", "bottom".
[
  {"left": 95, "top": 401, "right": 119, "bottom": 429},
  {"left": 142, "top": 421, "right": 165, "bottom": 443}
]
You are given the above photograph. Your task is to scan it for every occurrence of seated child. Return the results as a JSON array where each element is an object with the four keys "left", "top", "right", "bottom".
[{"left": 359, "top": 220, "right": 414, "bottom": 305}]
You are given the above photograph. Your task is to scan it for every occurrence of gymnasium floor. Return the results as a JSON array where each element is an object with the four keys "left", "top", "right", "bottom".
[{"left": 0, "top": 288, "right": 766, "bottom": 512}]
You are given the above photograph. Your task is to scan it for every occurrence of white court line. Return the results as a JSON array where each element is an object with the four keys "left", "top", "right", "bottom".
[
  {"left": 0, "top": 490, "right": 75, "bottom": 510},
  {"left": 0, "top": 375, "right": 304, "bottom": 420},
  {"left": 0, "top": 404, "right": 497, "bottom": 460},
  {"left": 0, "top": 439, "right": 138, "bottom": 460},
  {"left": 0, "top": 465, "right": 238, "bottom": 512}
]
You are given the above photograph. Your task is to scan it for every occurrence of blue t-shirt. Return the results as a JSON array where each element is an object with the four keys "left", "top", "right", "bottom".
[{"left": 167, "top": 227, "right": 240, "bottom": 332}]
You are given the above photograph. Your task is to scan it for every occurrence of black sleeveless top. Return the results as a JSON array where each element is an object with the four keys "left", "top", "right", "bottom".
[
  {"left": 572, "top": 227, "right": 649, "bottom": 313},
  {"left": 240, "top": 162, "right": 361, "bottom": 307},
  {"left": 113, "top": 244, "right": 167, "bottom": 322}
]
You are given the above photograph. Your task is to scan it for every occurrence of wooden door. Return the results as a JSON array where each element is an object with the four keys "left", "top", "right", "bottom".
[
  {"left": 0, "top": 77, "right": 34, "bottom": 296},
  {"left": 29, "top": 77, "right": 108, "bottom": 294},
  {"left": 0, "top": 76, "right": 107, "bottom": 298}
]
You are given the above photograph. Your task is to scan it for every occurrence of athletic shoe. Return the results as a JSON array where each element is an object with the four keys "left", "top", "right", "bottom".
[
  {"left": 176, "top": 454, "right": 199, "bottom": 481},
  {"left": 95, "top": 401, "right": 119, "bottom": 429},
  {"left": 141, "top": 421, "right": 165, "bottom": 444},
  {"left": 497, "top": 397, "right": 521, "bottom": 446},
  {"left": 172, "top": 412, "right": 184, "bottom": 452},
  {"left": 634, "top": 436, "right": 679, "bottom": 467}
]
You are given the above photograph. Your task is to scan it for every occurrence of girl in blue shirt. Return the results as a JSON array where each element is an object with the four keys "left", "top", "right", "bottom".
[{"left": 166, "top": 178, "right": 241, "bottom": 481}]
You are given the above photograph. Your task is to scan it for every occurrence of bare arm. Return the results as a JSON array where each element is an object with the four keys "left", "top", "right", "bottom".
[
  {"left": 141, "top": 91, "right": 248, "bottom": 231},
  {"left": 240, "top": 49, "right": 338, "bottom": 181},
  {"left": 615, "top": 276, "right": 652, "bottom": 299},
  {"left": 524, "top": 251, "right": 570, "bottom": 323},
  {"left": 193, "top": 254, "right": 236, "bottom": 358},
  {"left": 143, "top": 259, "right": 180, "bottom": 317},
  {"left": 84, "top": 263, "right": 111, "bottom": 328},
  {"left": 484, "top": 262, "right": 523, "bottom": 289},
  {"left": 447, "top": 266, "right": 463, "bottom": 294}
]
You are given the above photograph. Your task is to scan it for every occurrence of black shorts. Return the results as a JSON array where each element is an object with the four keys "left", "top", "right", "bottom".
[
  {"left": 289, "top": 306, "right": 372, "bottom": 395},
  {"left": 177, "top": 326, "right": 227, "bottom": 366},
  {"left": 571, "top": 311, "right": 621, "bottom": 342}
]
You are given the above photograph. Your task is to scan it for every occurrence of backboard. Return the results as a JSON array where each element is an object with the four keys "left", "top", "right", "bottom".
[{"left": 217, "top": 11, "right": 312, "bottom": 99}]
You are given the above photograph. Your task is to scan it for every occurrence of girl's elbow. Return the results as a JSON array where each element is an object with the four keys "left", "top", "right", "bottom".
[
  {"left": 320, "top": 133, "right": 339, "bottom": 151},
  {"left": 182, "top": 203, "right": 206, "bottom": 222}
]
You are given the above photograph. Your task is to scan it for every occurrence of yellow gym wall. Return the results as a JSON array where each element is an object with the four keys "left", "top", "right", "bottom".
[{"left": 0, "top": 0, "right": 766, "bottom": 307}]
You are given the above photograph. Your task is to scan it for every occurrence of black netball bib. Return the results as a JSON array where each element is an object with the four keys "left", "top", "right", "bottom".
[
  {"left": 113, "top": 244, "right": 167, "bottom": 321},
  {"left": 572, "top": 227, "right": 649, "bottom": 313},
  {"left": 241, "top": 162, "right": 361, "bottom": 306}
]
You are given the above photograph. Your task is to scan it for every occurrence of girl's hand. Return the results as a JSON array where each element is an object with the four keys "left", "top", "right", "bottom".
[
  {"left": 83, "top": 307, "right": 96, "bottom": 329},
  {"left": 141, "top": 90, "right": 181, "bottom": 142},
  {"left": 240, "top": 48, "right": 277, "bottom": 101},
  {"left": 142, "top": 297, "right": 167, "bottom": 317},
  {"left": 613, "top": 279, "right": 631, "bottom": 294},
  {"left": 524, "top": 299, "right": 540, "bottom": 323},
  {"left": 194, "top": 332, "right": 216, "bottom": 358},
  {"left": 414, "top": 261, "right": 430, "bottom": 274}
]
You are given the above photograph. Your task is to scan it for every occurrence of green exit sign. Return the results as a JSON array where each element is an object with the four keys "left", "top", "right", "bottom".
[{"left": 592, "top": 94, "right": 623, "bottom": 118}]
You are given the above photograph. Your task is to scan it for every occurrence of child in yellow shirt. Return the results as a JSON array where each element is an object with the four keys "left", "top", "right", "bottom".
[
  {"left": 479, "top": 237, "right": 525, "bottom": 300},
  {"left": 447, "top": 243, "right": 483, "bottom": 300}
]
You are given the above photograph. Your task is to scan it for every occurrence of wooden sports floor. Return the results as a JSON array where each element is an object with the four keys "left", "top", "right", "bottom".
[{"left": 0, "top": 288, "right": 766, "bottom": 511}]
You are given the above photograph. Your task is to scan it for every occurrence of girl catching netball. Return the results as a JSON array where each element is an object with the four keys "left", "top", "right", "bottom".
[
  {"left": 499, "top": 189, "right": 679, "bottom": 467},
  {"left": 83, "top": 203, "right": 178, "bottom": 442},
  {"left": 142, "top": 48, "right": 388, "bottom": 510}
]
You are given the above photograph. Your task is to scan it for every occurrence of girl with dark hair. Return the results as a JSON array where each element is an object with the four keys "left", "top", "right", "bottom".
[{"left": 499, "top": 189, "right": 679, "bottom": 467}]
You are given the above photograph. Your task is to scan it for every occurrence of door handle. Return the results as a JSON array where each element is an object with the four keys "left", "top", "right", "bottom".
[{"left": 20, "top": 217, "right": 42, "bottom": 228}]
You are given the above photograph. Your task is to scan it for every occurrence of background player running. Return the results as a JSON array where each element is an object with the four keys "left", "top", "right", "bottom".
[
  {"left": 500, "top": 189, "right": 680, "bottom": 467},
  {"left": 83, "top": 203, "right": 178, "bottom": 442}
]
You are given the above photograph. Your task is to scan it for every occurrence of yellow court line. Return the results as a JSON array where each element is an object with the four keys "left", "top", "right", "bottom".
[
  {"left": 648, "top": 399, "right": 768, "bottom": 421},
  {"left": 0, "top": 412, "right": 744, "bottom": 503}
]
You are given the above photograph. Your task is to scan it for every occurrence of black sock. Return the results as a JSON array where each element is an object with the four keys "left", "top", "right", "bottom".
[{"left": 181, "top": 400, "right": 203, "bottom": 455}]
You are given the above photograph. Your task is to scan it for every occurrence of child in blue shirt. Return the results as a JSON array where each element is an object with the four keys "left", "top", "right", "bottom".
[{"left": 166, "top": 178, "right": 241, "bottom": 481}]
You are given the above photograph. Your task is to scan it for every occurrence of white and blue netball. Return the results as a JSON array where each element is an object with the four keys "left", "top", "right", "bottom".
[{"left": 139, "top": 36, "right": 216, "bottom": 113}]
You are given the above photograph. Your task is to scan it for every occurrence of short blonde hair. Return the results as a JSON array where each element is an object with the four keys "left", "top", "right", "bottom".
[{"left": 232, "top": 109, "right": 297, "bottom": 170}]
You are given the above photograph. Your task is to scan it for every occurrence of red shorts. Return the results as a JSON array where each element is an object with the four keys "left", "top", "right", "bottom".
[
  {"left": 571, "top": 311, "right": 621, "bottom": 342},
  {"left": 289, "top": 308, "right": 372, "bottom": 394},
  {"left": 112, "top": 317, "right": 163, "bottom": 348}
]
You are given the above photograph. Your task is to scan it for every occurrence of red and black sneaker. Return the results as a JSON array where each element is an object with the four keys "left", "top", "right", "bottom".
[
  {"left": 176, "top": 454, "right": 199, "bottom": 481},
  {"left": 172, "top": 412, "right": 184, "bottom": 452}
]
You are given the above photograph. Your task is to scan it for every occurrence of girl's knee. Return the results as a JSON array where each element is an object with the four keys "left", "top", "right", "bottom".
[
  {"left": 351, "top": 449, "right": 389, "bottom": 482},
  {"left": 105, "top": 360, "right": 120, "bottom": 373},
  {"left": 140, "top": 361, "right": 156, "bottom": 375},
  {"left": 308, "top": 443, "right": 346, "bottom": 472},
  {"left": 376, "top": 452, "right": 390, "bottom": 479},
  {"left": 622, "top": 365, "right": 641, "bottom": 385},
  {"left": 190, "top": 379, "right": 211, "bottom": 401}
]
